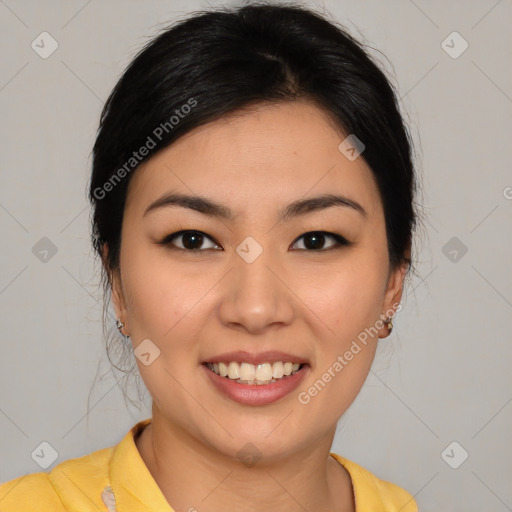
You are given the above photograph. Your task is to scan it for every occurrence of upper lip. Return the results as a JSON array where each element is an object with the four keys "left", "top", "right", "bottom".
[{"left": 203, "top": 350, "right": 309, "bottom": 366}]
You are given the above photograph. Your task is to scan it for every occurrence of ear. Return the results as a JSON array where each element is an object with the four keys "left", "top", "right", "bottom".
[
  {"left": 102, "top": 242, "right": 129, "bottom": 333},
  {"left": 378, "top": 260, "right": 408, "bottom": 338}
]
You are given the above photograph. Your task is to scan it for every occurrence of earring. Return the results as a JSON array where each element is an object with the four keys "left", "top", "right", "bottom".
[
  {"left": 116, "top": 318, "right": 130, "bottom": 338},
  {"left": 386, "top": 317, "right": 393, "bottom": 333}
]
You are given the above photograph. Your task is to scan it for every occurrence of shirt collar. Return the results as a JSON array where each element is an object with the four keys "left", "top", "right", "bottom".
[{"left": 109, "top": 417, "right": 175, "bottom": 510}]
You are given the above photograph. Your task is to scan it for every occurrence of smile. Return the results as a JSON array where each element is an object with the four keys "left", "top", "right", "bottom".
[
  {"left": 205, "top": 361, "right": 304, "bottom": 385},
  {"left": 202, "top": 354, "right": 310, "bottom": 406}
]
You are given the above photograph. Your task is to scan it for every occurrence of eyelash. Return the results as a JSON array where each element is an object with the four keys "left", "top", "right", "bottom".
[{"left": 157, "top": 229, "right": 351, "bottom": 253}]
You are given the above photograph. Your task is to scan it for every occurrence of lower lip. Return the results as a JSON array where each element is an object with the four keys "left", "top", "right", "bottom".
[{"left": 202, "top": 364, "right": 309, "bottom": 406}]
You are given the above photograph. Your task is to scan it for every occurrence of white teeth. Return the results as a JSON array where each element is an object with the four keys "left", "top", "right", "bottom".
[
  {"left": 228, "top": 361, "right": 240, "bottom": 379},
  {"left": 255, "top": 363, "right": 272, "bottom": 381},
  {"left": 239, "top": 362, "right": 256, "bottom": 381},
  {"left": 272, "top": 361, "right": 284, "bottom": 378},
  {"left": 207, "top": 361, "right": 304, "bottom": 385},
  {"left": 219, "top": 362, "right": 229, "bottom": 377}
]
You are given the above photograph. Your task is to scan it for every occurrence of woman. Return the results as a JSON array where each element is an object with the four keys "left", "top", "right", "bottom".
[{"left": 0, "top": 2, "right": 419, "bottom": 510}]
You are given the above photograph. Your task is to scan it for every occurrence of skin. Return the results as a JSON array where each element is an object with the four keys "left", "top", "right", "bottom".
[{"left": 107, "top": 100, "right": 407, "bottom": 512}]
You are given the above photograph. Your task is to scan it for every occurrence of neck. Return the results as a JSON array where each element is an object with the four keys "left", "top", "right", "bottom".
[{"left": 135, "top": 406, "right": 354, "bottom": 512}]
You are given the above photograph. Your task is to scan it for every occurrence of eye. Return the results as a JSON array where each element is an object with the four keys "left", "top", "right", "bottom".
[
  {"left": 290, "top": 231, "right": 350, "bottom": 251},
  {"left": 158, "top": 229, "right": 350, "bottom": 253},
  {"left": 159, "top": 230, "right": 221, "bottom": 251}
]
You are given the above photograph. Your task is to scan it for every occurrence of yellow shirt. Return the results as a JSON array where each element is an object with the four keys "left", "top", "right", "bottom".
[{"left": 0, "top": 418, "right": 418, "bottom": 511}]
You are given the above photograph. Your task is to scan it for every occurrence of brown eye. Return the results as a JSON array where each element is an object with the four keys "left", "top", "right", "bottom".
[
  {"left": 291, "top": 231, "right": 350, "bottom": 251},
  {"left": 160, "top": 230, "right": 220, "bottom": 251}
]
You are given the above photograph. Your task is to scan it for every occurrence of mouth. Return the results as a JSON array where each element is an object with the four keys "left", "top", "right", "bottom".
[{"left": 201, "top": 352, "right": 310, "bottom": 406}]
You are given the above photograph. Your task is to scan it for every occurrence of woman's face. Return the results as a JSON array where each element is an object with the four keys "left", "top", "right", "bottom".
[{"left": 110, "top": 100, "right": 405, "bottom": 461}]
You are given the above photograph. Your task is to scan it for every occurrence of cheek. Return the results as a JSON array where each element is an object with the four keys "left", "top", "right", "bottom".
[
  {"left": 121, "top": 248, "right": 210, "bottom": 410},
  {"left": 309, "top": 252, "right": 387, "bottom": 340},
  {"left": 294, "top": 263, "right": 385, "bottom": 424},
  {"left": 121, "top": 246, "right": 211, "bottom": 339}
]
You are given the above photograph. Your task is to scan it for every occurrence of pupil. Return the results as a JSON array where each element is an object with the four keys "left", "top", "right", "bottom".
[
  {"left": 305, "top": 233, "right": 324, "bottom": 250},
  {"left": 183, "top": 232, "right": 202, "bottom": 250}
]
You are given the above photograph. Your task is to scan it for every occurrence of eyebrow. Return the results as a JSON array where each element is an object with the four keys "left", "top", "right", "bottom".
[{"left": 143, "top": 192, "right": 367, "bottom": 220}]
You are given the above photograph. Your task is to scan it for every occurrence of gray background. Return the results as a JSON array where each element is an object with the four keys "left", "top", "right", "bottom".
[{"left": 1, "top": 0, "right": 511, "bottom": 510}]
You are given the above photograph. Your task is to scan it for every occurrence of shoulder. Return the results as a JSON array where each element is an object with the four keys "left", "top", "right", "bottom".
[
  {"left": 330, "top": 453, "right": 419, "bottom": 512},
  {"left": 0, "top": 445, "right": 114, "bottom": 511},
  {"left": 0, "top": 472, "right": 65, "bottom": 511}
]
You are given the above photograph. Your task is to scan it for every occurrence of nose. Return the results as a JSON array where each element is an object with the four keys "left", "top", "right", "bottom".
[{"left": 218, "top": 244, "right": 295, "bottom": 335}]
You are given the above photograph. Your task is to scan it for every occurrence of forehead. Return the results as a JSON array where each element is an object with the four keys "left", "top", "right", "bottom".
[{"left": 125, "top": 100, "right": 382, "bottom": 220}]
